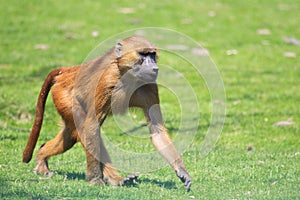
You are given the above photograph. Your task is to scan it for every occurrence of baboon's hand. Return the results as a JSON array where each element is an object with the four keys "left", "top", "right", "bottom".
[
  {"left": 121, "top": 174, "right": 138, "bottom": 186},
  {"left": 176, "top": 169, "right": 192, "bottom": 191}
]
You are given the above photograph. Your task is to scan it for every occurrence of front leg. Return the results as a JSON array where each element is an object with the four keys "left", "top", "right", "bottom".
[
  {"left": 99, "top": 134, "right": 138, "bottom": 186},
  {"left": 146, "top": 104, "right": 192, "bottom": 191},
  {"left": 82, "top": 116, "right": 137, "bottom": 186},
  {"left": 85, "top": 138, "right": 138, "bottom": 186}
]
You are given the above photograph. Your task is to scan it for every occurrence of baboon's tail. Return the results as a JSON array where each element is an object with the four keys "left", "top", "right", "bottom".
[{"left": 22, "top": 68, "right": 62, "bottom": 163}]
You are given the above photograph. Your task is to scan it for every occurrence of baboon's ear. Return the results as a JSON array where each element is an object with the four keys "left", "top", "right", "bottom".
[{"left": 115, "top": 41, "right": 123, "bottom": 59}]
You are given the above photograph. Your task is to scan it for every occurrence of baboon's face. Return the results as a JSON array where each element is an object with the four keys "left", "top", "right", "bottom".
[
  {"left": 131, "top": 48, "right": 158, "bottom": 83},
  {"left": 116, "top": 37, "right": 159, "bottom": 83}
]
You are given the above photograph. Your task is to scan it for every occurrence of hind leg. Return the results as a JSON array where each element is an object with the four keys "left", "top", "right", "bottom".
[{"left": 34, "top": 127, "right": 77, "bottom": 175}]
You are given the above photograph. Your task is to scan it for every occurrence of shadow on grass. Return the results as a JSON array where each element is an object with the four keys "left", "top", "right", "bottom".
[
  {"left": 57, "top": 171, "right": 86, "bottom": 181},
  {"left": 56, "top": 171, "right": 177, "bottom": 190},
  {"left": 139, "top": 177, "right": 177, "bottom": 190}
]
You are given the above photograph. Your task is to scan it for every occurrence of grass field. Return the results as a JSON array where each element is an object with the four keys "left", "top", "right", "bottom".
[{"left": 1, "top": 0, "right": 299, "bottom": 199}]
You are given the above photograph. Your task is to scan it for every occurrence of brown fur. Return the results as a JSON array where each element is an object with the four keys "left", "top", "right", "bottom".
[{"left": 22, "top": 36, "right": 191, "bottom": 190}]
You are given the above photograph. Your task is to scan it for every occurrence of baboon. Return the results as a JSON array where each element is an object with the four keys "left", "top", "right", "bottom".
[{"left": 23, "top": 36, "right": 191, "bottom": 190}]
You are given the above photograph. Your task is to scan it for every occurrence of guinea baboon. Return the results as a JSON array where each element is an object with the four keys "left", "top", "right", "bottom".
[{"left": 23, "top": 36, "right": 191, "bottom": 190}]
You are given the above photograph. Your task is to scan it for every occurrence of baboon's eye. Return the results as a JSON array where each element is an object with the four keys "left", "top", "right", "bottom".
[{"left": 138, "top": 52, "right": 157, "bottom": 63}]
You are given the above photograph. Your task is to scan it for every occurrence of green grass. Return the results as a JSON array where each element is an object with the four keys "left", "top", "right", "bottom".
[{"left": 1, "top": 0, "right": 300, "bottom": 199}]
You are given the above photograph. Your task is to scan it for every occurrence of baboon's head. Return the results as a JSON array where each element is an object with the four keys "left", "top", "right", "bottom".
[{"left": 115, "top": 36, "right": 159, "bottom": 83}]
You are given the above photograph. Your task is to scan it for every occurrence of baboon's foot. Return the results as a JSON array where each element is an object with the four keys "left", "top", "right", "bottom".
[
  {"left": 34, "top": 159, "right": 53, "bottom": 176},
  {"left": 120, "top": 174, "right": 138, "bottom": 186},
  {"left": 105, "top": 174, "right": 138, "bottom": 186},
  {"left": 176, "top": 169, "right": 192, "bottom": 191}
]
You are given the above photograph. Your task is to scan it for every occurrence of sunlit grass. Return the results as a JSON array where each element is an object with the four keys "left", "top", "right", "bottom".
[{"left": 1, "top": 0, "right": 299, "bottom": 199}]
